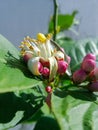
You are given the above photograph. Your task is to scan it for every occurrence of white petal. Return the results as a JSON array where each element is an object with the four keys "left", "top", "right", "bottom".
[
  {"left": 49, "top": 57, "right": 58, "bottom": 81},
  {"left": 30, "top": 42, "right": 40, "bottom": 57},
  {"left": 54, "top": 51, "right": 64, "bottom": 60},
  {"left": 27, "top": 57, "right": 40, "bottom": 75},
  {"left": 45, "top": 40, "right": 54, "bottom": 58},
  {"left": 37, "top": 43, "right": 48, "bottom": 59}
]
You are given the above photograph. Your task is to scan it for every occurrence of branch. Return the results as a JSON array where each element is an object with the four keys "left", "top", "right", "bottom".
[{"left": 53, "top": 0, "right": 58, "bottom": 41}]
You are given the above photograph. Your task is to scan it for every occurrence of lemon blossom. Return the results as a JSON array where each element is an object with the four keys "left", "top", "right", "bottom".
[{"left": 20, "top": 33, "right": 70, "bottom": 81}]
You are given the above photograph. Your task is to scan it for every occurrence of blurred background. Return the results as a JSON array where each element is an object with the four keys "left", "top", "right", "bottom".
[
  {"left": 0, "top": 0, "right": 98, "bottom": 48},
  {"left": 0, "top": 0, "right": 98, "bottom": 130}
]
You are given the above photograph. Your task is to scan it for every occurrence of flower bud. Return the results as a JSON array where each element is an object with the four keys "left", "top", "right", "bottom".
[
  {"left": 45, "top": 86, "right": 52, "bottom": 93},
  {"left": 38, "top": 62, "right": 44, "bottom": 73},
  {"left": 83, "top": 53, "right": 96, "bottom": 61},
  {"left": 89, "top": 67, "right": 98, "bottom": 81},
  {"left": 72, "top": 69, "right": 87, "bottom": 84},
  {"left": 42, "top": 67, "right": 50, "bottom": 77},
  {"left": 87, "top": 81, "right": 98, "bottom": 92},
  {"left": 23, "top": 52, "right": 33, "bottom": 62},
  {"left": 57, "top": 60, "right": 68, "bottom": 74},
  {"left": 82, "top": 59, "right": 96, "bottom": 73},
  {"left": 66, "top": 55, "right": 71, "bottom": 64}
]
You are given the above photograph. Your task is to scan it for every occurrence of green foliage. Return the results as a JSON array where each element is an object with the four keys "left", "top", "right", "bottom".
[
  {"left": 48, "top": 11, "right": 78, "bottom": 33},
  {"left": 34, "top": 116, "right": 60, "bottom": 130},
  {"left": 51, "top": 88, "right": 98, "bottom": 130},
  {"left": 0, "top": 87, "right": 44, "bottom": 130}
]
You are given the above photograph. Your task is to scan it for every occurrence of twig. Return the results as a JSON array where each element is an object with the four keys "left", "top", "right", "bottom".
[{"left": 53, "top": 0, "right": 58, "bottom": 41}]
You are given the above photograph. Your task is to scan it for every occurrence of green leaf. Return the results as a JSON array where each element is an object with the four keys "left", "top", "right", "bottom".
[
  {"left": 0, "top": 34, "right": 42, "bottom": 93},
  {"left": 34, "top": 116, "right": 60, "bottom": 130},
  {"left": 51, "top": 90, "right": 98, "bottom": 130},
  {"left": 0, "top": 87, "right": 44, "bottom": 130},
  {"left": 48, "top": 11, "right": 78, "bottom": 33}
]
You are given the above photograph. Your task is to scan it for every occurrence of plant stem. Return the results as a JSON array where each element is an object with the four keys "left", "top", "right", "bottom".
[{"left": 53, "top": 0, "right": 58, "bottom": 41}]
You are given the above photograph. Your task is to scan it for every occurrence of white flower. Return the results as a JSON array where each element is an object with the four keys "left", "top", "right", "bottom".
[{"left": 20, "top": 33, "right": 70, "bottom": 81}]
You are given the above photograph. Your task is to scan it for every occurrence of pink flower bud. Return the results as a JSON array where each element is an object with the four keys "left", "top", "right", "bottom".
[
  {"left": 82, "top": 59, "right": 96, "bottom": 73},
  {"left": 89, "top": 67, "right": 98, "bottom": 81},
  {"left": 45, "top": 86, "right": 52, "bottom": 93},
  {"left": 23, "top": 52, "right": 32, "bottom": 62},
  {"left": 38, "top": 62, "right": 44, "bottom": 73},
  {"left": 83, "top": 53, "right": 96, "bottom": 61},
  {"left": 87, "top": 81, "right": 98, "bottom": 92},
  {"left": 57, "top": 61, "right": 68, "bottom": 74},
  {"left": 42, "top": 67, "right": 50, "bottom": 77},
  {"left": 66, "top": 55, "right": 71, "bottom": 64},
  {"left": 72, "top": 69, "right": 87, "bottom": 84}
]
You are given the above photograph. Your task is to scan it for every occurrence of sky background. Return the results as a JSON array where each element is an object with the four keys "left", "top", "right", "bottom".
[{"left": 0, "top": 0, "right": 98, "bottom": 48}]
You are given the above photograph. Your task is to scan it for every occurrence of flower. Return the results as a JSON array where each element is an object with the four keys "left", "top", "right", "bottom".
[
  {"left": 20, "top": 33, "right": 70, "bottom": 81},
  {"left": 83, "top": 53, "right": 96, "bottom": 61},
  {"left": 87, "top": 81, "right": 98, "bottom": 92},
  {"left": 89, "top": 67, "right": 98, "bottom": 81},
  {"left": 81, "top": 59, "right": 96, "bottom": 73},
  {"left": 45, "top": 86, "right": 52, "bottom": 93},
  {"left": 72, "top": 69, "right": 87, "bottom": 84},
  {"left": 57, "top": 60, "right": 68, "bottom": 74},
  {"left": 81, "top": 53, "right": 96, "bottom": 73}
]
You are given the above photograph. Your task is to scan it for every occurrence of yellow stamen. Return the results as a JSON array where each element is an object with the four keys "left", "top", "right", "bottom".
[
  {"left": 29, "top": 45, "right": 34, "bottom": 50},
  {"left": 19, "top": 45, "right": 24, "bottom": 48},
  {"left": 37, "top": 33, "right": 46, "bottom": 43},
  {"left": 22, "top": 40, "right": 31, "bottom": 47},
  {"left": 46, "top": 33, "right": 52, "bottom": 40},
  {"left": 20, "top": 49, "right": 25, "bottom": 55}
]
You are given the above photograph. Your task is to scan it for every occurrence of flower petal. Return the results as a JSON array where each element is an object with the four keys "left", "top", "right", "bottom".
[
  {"left": 54, "top": 51, "right": 64, "bottom": 60},
  {"left": 45, "top": 40, "right": 54, "bottom": 58},
  {"left": 48, "top": 56, "right": 58, "bottom": 81},
  {"left": 38, "top": 43, "right": 48, "bottom": 59},
  {"left": 27, "top": 57, "right": 41, "bottom": 75}
]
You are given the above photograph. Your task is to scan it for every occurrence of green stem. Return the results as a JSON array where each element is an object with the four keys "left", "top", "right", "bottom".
[{"left": 53, "top": 0, "right": 58, "bottom": 41}]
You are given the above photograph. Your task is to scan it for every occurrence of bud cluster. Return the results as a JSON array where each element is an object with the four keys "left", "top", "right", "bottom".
[
  {"left": 87, "top": 67, "right": 98, "bottom": 92},
  {"left": 72, "top": 53, "right": 97, "bottom": 86}
]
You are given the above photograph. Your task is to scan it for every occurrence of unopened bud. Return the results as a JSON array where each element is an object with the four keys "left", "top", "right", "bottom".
[
  {"left": 82, "top": 59, "right": 96, "bottom": 73},
  {"left": 89, "top": 67, "right": 98, "bottom": 81},
  {"left": 57, "top": 60, "right": 68, "bottom": 74},
  {"left": 42, "top": 67, "right": 50, "bottom": 77},
  {"left": 38, "top": 62, "right": 44, "bottom": 73},
  {"left": 45, "top": 86, "right": 52, "bottom": 93},
  {"left": 83, "top": 53, "right": 96, "bottom": 61},
  {"left": 72, "top": 69, "right": 87, "bottom": 84},
  {"left": 87, "top": 81, "right": 98, "bottom": 92}
]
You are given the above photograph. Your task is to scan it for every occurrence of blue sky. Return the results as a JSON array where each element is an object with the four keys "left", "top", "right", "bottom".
[{"left": 0, "top": 0, "right": 98, "bottom": 47}]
